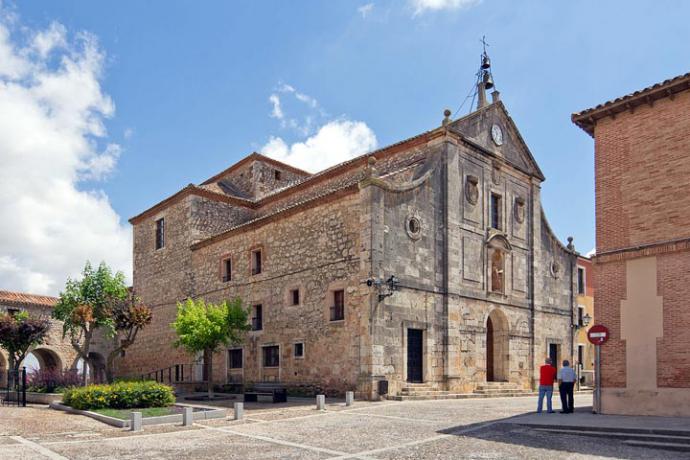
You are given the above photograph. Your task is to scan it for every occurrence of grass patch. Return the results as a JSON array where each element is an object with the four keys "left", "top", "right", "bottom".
[{"left": 91, "top": 407, "right": 176, "bottom": 420}]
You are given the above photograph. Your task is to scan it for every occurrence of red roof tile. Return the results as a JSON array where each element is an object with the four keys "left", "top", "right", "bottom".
[{"left": 0, "top": 290, "right": 58, "bottom": 308}]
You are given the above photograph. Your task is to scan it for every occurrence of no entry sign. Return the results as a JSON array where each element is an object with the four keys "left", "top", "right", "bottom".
[{"left": 587, "top": 324, "right": 610, "bottom": 345}]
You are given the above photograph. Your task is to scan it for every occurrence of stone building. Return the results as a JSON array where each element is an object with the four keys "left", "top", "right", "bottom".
[
  {"left": 572, "top": 71, "right": 690, "bottom": 416},
  {"left": 575, "top": 256, "right": 595, "bottom": 387},
  {"left": 123, "top": 77, "right": 579, "bottom": 399},
  {"left": 0, "top": 291, "right": 79, "bottom": 385}
]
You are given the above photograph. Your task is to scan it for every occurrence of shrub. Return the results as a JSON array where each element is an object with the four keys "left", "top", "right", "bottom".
[
  {"left": 27, "top": 369, "right": 81, "bottom": 393},
  {"left": 62, "top": 380, "right": 175, "bottom": 410}
]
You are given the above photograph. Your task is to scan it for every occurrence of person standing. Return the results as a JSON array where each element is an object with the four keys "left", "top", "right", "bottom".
[
  {"left": 537, "top": 358, "right": 557, "bottom": 413},
  {"left": 558, "top": 359, "right": 577, "bottom": 413}
]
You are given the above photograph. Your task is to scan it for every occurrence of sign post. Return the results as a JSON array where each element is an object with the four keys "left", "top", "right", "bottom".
[{"left": 587, "top": 324, "right": 609, "bottom": 414}]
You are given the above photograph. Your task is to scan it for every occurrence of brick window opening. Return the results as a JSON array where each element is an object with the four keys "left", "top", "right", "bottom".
[
  {"left": 155, "top": 218, "right": 165, "bottom": 249},
  {"left": 274, "top": 170, "right": 281, "bottom": 181},
  {"left": 490, "top": 194, "right": 502, "bottom": 230},
  {"left": 251, "top": 249, "right": 262, "bottom": 275},
  {"left": 290, "top": 289, "right": 300, "bottom": 306},
  {"left": 229, "top": 349, "right": 243, "bottom": 369},
  {"left": 263, "top": 345, "right": 279, "bottom": 367},
  {"left": 252, "top": 304, "right": 263, "bottom": 331},
  {"left": 577, "top": 267, "right": 585, "bottom": 295},
  {"left": 330, "top": 289, "right": 345, "bottom": 321},
  {"left": 222, "top": 258, "right": 232, "bottom": 282},
  {"left": 294, "top": 342, "right": 304, "bottom": 358},
  {"left": 578, "top": 306, "right": 585, "bottom": 327}
]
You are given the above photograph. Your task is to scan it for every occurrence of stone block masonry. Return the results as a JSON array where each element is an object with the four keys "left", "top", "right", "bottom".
[{"left": 123, "top": 97, "right": 578, "bottom": 399}]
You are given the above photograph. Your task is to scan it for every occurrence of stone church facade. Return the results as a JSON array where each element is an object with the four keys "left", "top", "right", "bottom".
[{"left": 122, "top": 93, "right": 577, "bottom": 398}]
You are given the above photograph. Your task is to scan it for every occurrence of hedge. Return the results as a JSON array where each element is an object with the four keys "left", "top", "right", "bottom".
[{"left": 62, "top": 381, "right": 175, "bottom": 410}]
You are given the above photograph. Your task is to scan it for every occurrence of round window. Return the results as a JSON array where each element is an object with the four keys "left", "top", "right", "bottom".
[{"left": 406, "top": 216, "right": 422, "bottom": 240}]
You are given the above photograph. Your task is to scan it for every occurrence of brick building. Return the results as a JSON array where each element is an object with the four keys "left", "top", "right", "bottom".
[
  {"left": 123, "top": 83, "right": 579, "bottom": 399},
  {"left": 573, "top": 71, "right": 690, "bottom": 416}
]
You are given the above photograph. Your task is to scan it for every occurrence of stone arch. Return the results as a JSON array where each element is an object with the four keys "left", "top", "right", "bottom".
[
  {"left": 27, "top": 347, "right": 63, "bottom": 372},
  {"left": 486, "top": 309, "right": 510, "bottom": 382}
]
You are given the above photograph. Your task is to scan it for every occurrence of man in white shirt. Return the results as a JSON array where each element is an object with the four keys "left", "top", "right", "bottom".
[{"left": 557, "top": 359, "right": 577, "bottom": 413}]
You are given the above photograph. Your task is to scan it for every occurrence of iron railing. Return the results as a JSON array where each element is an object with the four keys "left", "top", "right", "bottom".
[
  {"left": 141, "top": 362, "right": 206, "bottom": 384},
  {"left": 1, "top": 367, "right": 27, "bottom": 407}
]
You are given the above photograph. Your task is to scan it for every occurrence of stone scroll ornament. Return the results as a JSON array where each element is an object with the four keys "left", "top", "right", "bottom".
[
  {"left": 514, "top": 196, "right": 525, "bottom": 223},
  {"left": 465, "top": 175, "right": 479, "bottom": 205}
]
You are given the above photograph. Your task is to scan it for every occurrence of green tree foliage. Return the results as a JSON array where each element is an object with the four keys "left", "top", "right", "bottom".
[
  {"left": 53, "top": 262, "right": 129, "bottom": 385},
  {"left": 0, "top": 311, "right": 51, "bottom": 386},
  {"left": 171, "top": 298, "right": 249, "bottom": 399}
]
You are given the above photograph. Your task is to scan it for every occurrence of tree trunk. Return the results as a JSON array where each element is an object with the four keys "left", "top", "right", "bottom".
[{"left": 206, "top": 348, "right": 213, "bottom": 400}]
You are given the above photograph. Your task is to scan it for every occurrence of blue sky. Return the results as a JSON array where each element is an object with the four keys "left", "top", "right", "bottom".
[{"left": 2, "top": 0, "right": 690, "bottom": 294}]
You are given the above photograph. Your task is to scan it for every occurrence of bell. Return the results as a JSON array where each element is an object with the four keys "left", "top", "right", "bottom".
[
  {"left": 483, "top": 71, "right": 494, "bottom": 89},
  {"left": 481, "top": 54, "right": 491, "bottom": 69}
]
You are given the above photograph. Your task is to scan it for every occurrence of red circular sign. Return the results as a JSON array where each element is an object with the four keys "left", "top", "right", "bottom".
[{"left": 587, "top": 324, "right": 610, "bottom": 345}]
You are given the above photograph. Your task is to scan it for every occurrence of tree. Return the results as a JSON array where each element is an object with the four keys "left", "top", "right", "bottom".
[
  {"left": 53, "top": 261, "right": 128, "bottom": 385},
  {"left": 0, "top": 311, "right": 51, "bottom": 387},
  {"left": 171, "top": 297, "right": 249, "bottom": 399},
  {"left": 105, "top": 291, "right": 153, "bottom": 383}
]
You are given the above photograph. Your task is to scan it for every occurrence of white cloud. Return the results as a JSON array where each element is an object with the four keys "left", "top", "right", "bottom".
[
  {"left": 262, "top": 119, "right": 377, "bottom": 173},
  {"left": 411, "top": 0, "right": 481, "bottom": 15},
  {"left": 0, "top": 9, "right": 131, "bottom": 295},
  {"left": 585, "top": 248, "right": 596, "bottom": 258},
  {"left": 358, "top": 3, "right": 375, "bottom": 18},
  {"left": 269, "top": 93, "right": 283, "bottom": 119}
]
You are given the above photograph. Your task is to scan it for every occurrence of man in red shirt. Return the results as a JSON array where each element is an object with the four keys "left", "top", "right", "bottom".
[{"left": 537, "top": 358, "right": 557, "bottom": 413}]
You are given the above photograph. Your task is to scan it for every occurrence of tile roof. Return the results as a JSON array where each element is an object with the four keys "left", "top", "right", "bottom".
[
  {"left": 0, "top": 290, "right": 58, "bottom": 308},
  {"left": 572, "top": 71, "right": 690, "bottom": 136}
]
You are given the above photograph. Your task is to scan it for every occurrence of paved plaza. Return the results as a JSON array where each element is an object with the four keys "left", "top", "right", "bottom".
[{"left": 1, "top": 394, "right": 688, "bottom": 459}]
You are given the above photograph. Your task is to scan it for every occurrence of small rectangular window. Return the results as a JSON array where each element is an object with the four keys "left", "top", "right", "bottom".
[
  {"left": 331, "top": 289, "right": 345, "bottom": 321},
  {"left": 223, "top": 258, "right": 232, "bottom": 282},
  {"left": 291, "top": 289, "right": 300, "bottom": 306},
  {"left": 229, "top": 349, "right": 243, "bottom": 369},
  {"left": 490, "top": 194, "right": 502, "bottom": 230},
  {"left": 155, "top": 218, "right": 165, "bottom": 249},
  {"left": 252, "top": 304, "right": 263, "bottom": 331},
  {"left": 7, "top": 308, "right": 20, "bottom": 317},
  {"left": 577, "top": 267, "right": 585, "bottom": 295},
  {"left": 294, "top": 342, "right": 304, "bottom": 358},
  {"left": 263, "top": 345, "right": 279, "bottom": 367},
  {"left": 578, "top": 306, "right": 584, "bottom": 327},
  {"left": 577, "top": 345, "right": 584, "bottom": 368},
  {"left": 251, "top": 249, "right": 262, "bottom": 275},
  {"left": 274, "top": 170, "right": 282, "bottom": 181}
]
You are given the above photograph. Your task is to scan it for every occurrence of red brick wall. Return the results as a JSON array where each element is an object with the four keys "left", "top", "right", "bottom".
[
  {"left": 595, "top": 90, "right": 690, "bottom": 252},
  {"left": 594, "top": 88, "right": 690, "bottom": 390}
]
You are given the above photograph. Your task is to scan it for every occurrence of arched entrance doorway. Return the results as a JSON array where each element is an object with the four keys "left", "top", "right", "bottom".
[
  {"left": 24, "top": 348, "right": 63, "bottom": 372},
  {"left": 486, "top": 309, "right": 510, "bottom": 382}
]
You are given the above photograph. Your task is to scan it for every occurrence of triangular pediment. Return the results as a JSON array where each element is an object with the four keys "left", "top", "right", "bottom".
[{"left": 448, "top": 101, "right": 545, "bottom": 181}]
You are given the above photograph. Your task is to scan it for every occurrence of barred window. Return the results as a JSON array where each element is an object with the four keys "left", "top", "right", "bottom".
[{"left": 263, "top": 345, "right": 279, "bottom": 367}]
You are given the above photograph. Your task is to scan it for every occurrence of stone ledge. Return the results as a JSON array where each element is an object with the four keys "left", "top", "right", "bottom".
[{"left": 49, "top": 402, "right": 226, "bottom": 428}]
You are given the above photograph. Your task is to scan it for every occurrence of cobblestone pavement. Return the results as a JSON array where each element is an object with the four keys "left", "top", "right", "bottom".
[{"left": 1, "top": 395, "right": 688, "bottom": 459}]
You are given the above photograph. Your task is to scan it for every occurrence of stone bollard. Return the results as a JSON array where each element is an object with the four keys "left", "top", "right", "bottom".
[
  {"left": 130, "top": 411, "right": 142, "bottom": 432},
  {"left": 316, "top": 394, "right": 325, "bottom": 411},
  {"left": 234, "top": 402, "right": 244, "bottom": 420},
  {"left": 345, "top": 391, "right": 354, "bottom": 407},
  {"left": 182, "top": 406, "right": 193, "bottom": 426}
]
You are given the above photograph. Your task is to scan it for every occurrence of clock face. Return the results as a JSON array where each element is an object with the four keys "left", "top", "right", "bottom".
[{"left": 491, "top": 124, "right": 503, "bottom": 146}]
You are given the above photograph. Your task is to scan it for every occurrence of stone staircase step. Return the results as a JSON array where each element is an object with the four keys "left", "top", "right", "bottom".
[
  {"left": 535, "top": 428, "right": 690, "bottom": 446},
  {"left": 390, "top": 392, "right": 538, "bottom": 401},
  {"left": 623, "top": 440, "right": 690, "bottom": 452},
  {"left": 400, "top": 391, "right": 450, "bottom": 396}
]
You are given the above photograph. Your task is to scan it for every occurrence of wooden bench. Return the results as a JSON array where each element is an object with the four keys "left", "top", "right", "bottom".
[{"left": 244, "top": 383, "right": 288, "bottom": 403}]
